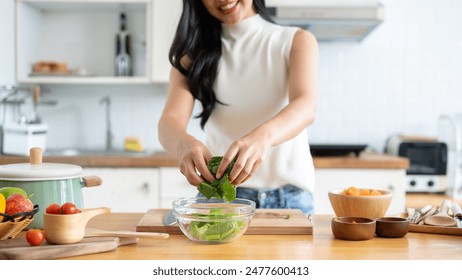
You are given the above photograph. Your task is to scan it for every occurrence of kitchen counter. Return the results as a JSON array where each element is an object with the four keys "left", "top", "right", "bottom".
[
  {"left": 51, "top": 212, "right": 460, "bottom": 260},
  {"left": 0, "top": 151, "right": 409, "bottom": 169}
]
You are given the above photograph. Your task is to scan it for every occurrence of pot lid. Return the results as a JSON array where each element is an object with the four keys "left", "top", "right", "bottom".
[
  {"left": 0, "top": 162, "right": 82, "bottom": 181},
  {"left": 0, "top": 147, "right": 82, "bottom": 181}
]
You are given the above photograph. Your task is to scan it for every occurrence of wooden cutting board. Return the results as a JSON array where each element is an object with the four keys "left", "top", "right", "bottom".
[
  {"left": 0, "top": 236, "right": 138, "bottom": 260},
  {"left": 136, "top": 209, "right": 312, "bottom": 235}
]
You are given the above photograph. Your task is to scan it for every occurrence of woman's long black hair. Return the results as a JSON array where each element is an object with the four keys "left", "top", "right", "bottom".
[{"left": 169, "top": 0, "right": 275, "bottom": 129}]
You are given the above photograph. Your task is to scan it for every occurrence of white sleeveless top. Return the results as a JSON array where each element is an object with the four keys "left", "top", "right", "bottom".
[{"left": 204, "top": 14, "right": 315, "bottom": 193}]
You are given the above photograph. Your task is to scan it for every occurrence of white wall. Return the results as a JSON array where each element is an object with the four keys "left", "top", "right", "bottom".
[
  {"left": 310, "top": 0, "right": 462, "bottom": 152},
  {"left": 1, "top": 0, "right": 462, "bottom": 153}
]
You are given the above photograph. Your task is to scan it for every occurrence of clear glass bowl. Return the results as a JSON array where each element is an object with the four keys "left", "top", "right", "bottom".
[{"left": 172, "top": 197, "right": 256, "bottom": 244}]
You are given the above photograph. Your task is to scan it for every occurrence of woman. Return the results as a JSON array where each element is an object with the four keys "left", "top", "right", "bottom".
[{"left": 158, "top": 0, "right": 318, "bottom": 214}]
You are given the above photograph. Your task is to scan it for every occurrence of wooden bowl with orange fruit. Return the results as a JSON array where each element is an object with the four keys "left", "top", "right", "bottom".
[{"left": 328, "top": 186, "right": 392, "bottom": 219}]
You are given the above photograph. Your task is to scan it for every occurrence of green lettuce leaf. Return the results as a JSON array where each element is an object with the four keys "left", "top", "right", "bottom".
[{"left": 198, "top": 156, "right": 236, "bottom": 202}]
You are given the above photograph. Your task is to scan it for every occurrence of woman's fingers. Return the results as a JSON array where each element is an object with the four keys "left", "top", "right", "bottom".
[
  {"left": 231, "top": 156, "right": 262, "bottom": 185},
  {"left": 195, "top": 156, "right": 215, "bottom": 183},
  {"left": 215, "top": 149, "right": 238, "bottom": 179},
  {"left": 180, "top": 155, "right": 214, "bottom": 186},
  {"left": 180, "top": 160, "right": 202, "bottom": 186}
]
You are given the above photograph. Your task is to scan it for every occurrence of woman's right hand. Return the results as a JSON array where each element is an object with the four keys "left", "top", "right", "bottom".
[{"left": 177, "top": 140, "right": 215, "bottom": 186}]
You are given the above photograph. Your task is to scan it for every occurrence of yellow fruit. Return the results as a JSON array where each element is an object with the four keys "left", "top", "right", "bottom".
[{"left": 0, "top": 193, "right": 6, "bottom": 222}]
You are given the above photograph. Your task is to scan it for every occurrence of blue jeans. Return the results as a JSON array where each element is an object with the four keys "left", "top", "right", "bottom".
[
  {"left": 197, "top": 184, "right": 314, "bottom": 214},
  {"left": 236, "top": 185, "right": 314, "bottom": 215}
]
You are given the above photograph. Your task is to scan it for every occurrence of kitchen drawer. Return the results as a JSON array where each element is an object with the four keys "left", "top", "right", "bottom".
[{"left": 82, "top": 167, "right": 159, "bottom": 212}]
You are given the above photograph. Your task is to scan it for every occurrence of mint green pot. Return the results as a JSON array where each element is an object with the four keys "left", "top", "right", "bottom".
[{"left": 0, "top": 162, "right": 101, "bottom": 229}]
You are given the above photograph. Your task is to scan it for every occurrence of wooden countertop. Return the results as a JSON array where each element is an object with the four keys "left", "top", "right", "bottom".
[
  {"left": 0, "top": 152, "right": 409, "bottom": 169},
  {"left": 52, "top": 212, "right": 460, "bottom": 260},
  {"left": 313, "top": 152, "right": 409, "bottom": 169}
]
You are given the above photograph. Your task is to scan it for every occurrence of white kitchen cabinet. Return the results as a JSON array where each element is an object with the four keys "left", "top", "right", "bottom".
[
  {"left": 150, "top": 0, "right": 182, "bottom": 83},
  {"left": 314, "top": 168, "right": 406, "bottom": 215},
  {"left": 15, "top": 0, "right": 152, "bottom": 84},
  {"left": 81, "top": 167, "right": 159, "bottom": 212},
  {"left": 158, "top": 167, "right": 198, "bottom": 208}
]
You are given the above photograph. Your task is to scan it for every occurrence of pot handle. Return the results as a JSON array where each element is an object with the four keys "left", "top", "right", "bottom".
[{"left": 82, "top": 176, "right": 102, "bottom": 188}]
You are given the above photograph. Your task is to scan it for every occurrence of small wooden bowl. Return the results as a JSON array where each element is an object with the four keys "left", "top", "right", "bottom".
[
  {"left": 375, "top": 217, "right": 409, "bottom": 238},
  {"left": 331, "top": 217, "right": 376, "bottom": 241},
  {"left": 44, "top": 207, "right": 111, "bottom": 244},
  {"left": 328, "top": 189, "right": 392, "bottom": 219}
]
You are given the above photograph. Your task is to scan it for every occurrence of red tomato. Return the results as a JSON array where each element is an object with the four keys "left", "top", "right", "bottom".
[
  {"left": 26, "top": 229, "right": 45, "bottom": 246},
  {"left": 45, "top": 203, "right": 61, "bottom": 214},
  {"left": 61, "top": 202, "right": 80, "bottom": 214}
]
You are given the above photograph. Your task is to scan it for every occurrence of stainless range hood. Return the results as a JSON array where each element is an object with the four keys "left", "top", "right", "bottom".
[{"left": 266, "top": 0, "right": 385, "bottom": 42}]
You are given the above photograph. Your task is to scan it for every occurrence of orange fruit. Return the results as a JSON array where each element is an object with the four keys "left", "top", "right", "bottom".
[
  {"left": 369, "top": 190, "right": 382, "bottom": 196},
  {"left": 359, "top": 189, "right": 370, "bottom": 195},
  {"left": 345, "top": 186, "right": 359, "bottom": 196}
]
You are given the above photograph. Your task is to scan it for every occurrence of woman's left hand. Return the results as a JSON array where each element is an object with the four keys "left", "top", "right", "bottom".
[{"left": 215, "top": 132, "right": 271, "bottom": 185}]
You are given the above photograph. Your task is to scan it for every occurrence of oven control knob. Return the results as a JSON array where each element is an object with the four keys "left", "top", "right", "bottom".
[
  {"left": 409, "top": 180, "right": 416, "bottom": 187},
  {"left": 427, "top": 180, "right": 434, "bottom": 187}
]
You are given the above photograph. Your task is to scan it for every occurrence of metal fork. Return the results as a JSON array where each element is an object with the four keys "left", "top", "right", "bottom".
[{"left": 410, "top": 204, "right": 432, "bottom": 224}]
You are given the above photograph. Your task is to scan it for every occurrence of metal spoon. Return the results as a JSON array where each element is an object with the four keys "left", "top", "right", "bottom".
[{"left": 424, "top": 200, "right": 457, "bottom": 227}]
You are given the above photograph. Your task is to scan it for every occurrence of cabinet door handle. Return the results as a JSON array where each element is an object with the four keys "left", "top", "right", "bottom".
[{"left": 142, "top": 182, "right": 149, "bottom": 193}]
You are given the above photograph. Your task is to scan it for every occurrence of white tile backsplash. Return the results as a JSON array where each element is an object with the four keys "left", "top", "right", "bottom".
[
  {"left": 1, "top": 0, "right": 462, "bottom": 153},
  {"left": 309, "top": 0, "right": 462, "bottom": 151}
]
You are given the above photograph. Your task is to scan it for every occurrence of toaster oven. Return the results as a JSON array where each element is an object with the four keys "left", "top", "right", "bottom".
[{"left": 385, "top": 136, "right": 448, "bottom": 193}]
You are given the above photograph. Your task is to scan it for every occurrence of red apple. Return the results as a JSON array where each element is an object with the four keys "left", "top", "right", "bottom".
[{"left": 5, "top": 194, "right": 34, "bottom": 215}]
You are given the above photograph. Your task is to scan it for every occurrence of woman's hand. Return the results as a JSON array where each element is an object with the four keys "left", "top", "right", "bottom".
[
  {"left": 177, "top": 140, "right": 215, "bottom": 186},
  {"left": 216, "top": 132, "right": 271, "bottom": 185}
]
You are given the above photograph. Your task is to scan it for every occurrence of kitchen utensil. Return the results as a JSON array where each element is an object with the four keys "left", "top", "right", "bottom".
[
  {"left": 44, "top": 207, "right": 111, "bottom": 244},
  {"left": 328, "top": 188, "right": 392, "bottom": 219},
  {"left": 406, "top": 207, "right": 415, "bottom": 222},
  {"left": 309, "top": 144, "right": 367, "bottom": 157},
  {"left": 451, "top": 202, "right": 462, "bottom": 228},
  {"left": 0, "top": 147, "right": 102, "bottom": 229},
  {"left": 162, "top": 209, "right": 176, "bottom": 226},
  {"left": 172, "top": 197, "right": 255, "bottom": 244},
  {"left": 416, "top": 206, "right": 438, "bottom": 224},
  {"left": 137, "top": 208, "right": 313, "bottom": 235},
  {"left": 0, "top": 236, "right": 137, "bottom": 260},
  {"left": 85, "top": 227, "right": 169, "bottom": 239},
  {"left": 158, "top": 208, "right": 289, "bottom": 226},
  {"left": 424, "top": 200, "right": 457, "bottom": 227},
  {"left": 375, "top": 217, "right": 409, "bottom": 238},
  {"left": 410, "top": 204, "right": 432, "bottom": 224},
  {"left": 331, "top": 217, "right": 376, "bottom": 241}
]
